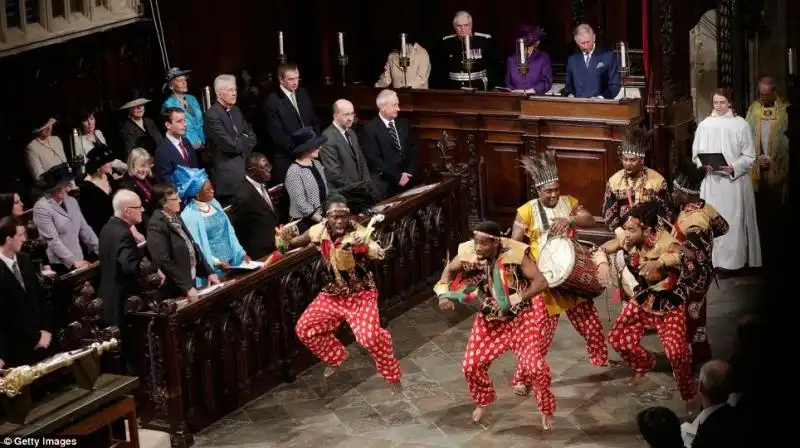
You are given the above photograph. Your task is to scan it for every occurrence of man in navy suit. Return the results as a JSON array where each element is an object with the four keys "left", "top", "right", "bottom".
[
  {"left": 562, "top": 24, "right": 621, "bottom": 99},
  {"left": 154, "top": 107, "right": 200, "bottom": 183}
]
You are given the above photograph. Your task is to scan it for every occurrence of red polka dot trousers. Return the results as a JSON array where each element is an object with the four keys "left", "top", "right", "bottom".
[
  {"left": 462, "top": 298, "right": 556, "bottom": 415},
  {"left": 295, "top": 289, "right": 402, "bottom": 384},
  {"left": 608, "top": 301, "right": 697, "bottom": 400}
]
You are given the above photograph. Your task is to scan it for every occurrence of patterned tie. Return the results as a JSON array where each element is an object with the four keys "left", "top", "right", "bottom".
[
  {"left": 11, "top": 260, "right": 25, "bottom": 291},
  {"left": 178, "top": 139, "right": 190, "bottom": 162},
  {"left": 226, "top": 109, "right": 239, "bottom": 135},
  {"left": 584, "top": 52, "right": 591, "bottom": 67},
  {"left": 388, "top": 121, "right": 403, "bottom": 156}
]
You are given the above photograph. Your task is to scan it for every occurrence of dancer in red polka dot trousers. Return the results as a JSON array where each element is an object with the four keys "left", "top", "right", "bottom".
[
  {"left": 281, "top": 195, "right": 403, "bottom": 393},
  {"left": 594, "top": 201, "right": 698, "bottom": 413},
  {"left": 435, "top": 221, "right": 553, "bottom": 429},
  {"left": 510, "top": 153, "right": 612, "bottom": 396}
]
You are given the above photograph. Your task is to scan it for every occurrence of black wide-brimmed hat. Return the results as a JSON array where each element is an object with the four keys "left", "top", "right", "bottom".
[
  {"left": 291, "top": 127, "right": 328, "bottom": 156},
  {"left": 85, "top": 144, "right": 116, "bottom": 174},
  {"left": 39, "top": 163, "right": 74, "bottom": 191}
]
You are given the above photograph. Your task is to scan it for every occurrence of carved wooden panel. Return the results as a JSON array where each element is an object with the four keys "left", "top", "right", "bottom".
[
  {"left": 550, "top": 146, "right": 608, "bottom": 215},
  {"left": 718, "top": 0, "right": 734, "bottom": 88},
  {"left": 481, "top": 143, "right": 527, "bottom": 221},
  {"left": 658, "top": 0, "right": 676, "bottom": 101}
]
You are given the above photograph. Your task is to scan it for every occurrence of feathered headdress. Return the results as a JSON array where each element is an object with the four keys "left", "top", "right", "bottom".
[
  {"left": 618, "top": 126, "right": 652, "bottom": 158},
  {"left": 672, "top": 159, "right": 705, "bottom": 196},
  {"left": 520, "top": 151, "right": 559, "bottom": 188}
]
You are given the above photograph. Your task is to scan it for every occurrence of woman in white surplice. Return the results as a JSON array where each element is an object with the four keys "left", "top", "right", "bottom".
[{"left": 692, "top": 88, "right": 762, "bottom": 271}]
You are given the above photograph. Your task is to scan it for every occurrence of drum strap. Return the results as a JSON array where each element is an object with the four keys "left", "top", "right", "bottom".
[{"left": 536, "top": 200, "right": 551, "bottom": 236}]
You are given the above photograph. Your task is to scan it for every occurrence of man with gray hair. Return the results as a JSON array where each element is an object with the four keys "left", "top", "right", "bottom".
[
  {"left": 361, "top": 90, "right": 418, "bottom": 199},
  {"left": 438, "top": 10, "right": 495, "bottom": 90},
  {"left": 562, "top": 24, "right": 621, "bottom": 99},
  {"left": 681, "top": 360, "right": 740, "bottom": 447},
  {"left": 204, "top": 74, "right": 257, "bottom": 205}
]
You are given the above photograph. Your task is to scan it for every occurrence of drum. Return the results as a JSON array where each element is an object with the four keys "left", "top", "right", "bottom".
[{"left": 538, "top": 237, "right": 604, "bottom": 296}]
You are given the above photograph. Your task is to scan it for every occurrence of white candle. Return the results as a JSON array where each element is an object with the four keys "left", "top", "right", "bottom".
[
  {"left": 278, "top": 31, "right": 284, "bottom": 55},
  {"left": 789, "top": 48, "right": 795, "bottom": 75},
  {"left": 620, "top": 42, "right": 628, "bottom": 68},
  {"left": 519, "top": 39, "right": 526, "bottom": 64},
  {"left": 401, "top": 33, "right": 407, "bottom": 58},
  {"left": 464, "top": 36, "right": 471, "bottom": 59},
  {"left": 338, "top": 32, "right": 345, "bottom": 57}
]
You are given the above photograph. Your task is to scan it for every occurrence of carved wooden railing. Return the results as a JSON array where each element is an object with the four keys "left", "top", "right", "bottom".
[{"left": 124, "top": 177, "right": 466, "bottom": 447}]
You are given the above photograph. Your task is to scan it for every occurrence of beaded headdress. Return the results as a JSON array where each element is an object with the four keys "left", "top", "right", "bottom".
[
  {"left": 672, "top": 160, "right": 705, "bottom": 196},
  {"left": 520, "top": 151, "right": 559, "bottom": 188},
  {"left": 618, "top": 126, "right": 652, "bottom": 158}
]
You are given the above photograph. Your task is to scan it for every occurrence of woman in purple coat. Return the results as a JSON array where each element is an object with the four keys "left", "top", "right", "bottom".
[{"left": 505, "top": 25, "right": 552, "bottom": 94}]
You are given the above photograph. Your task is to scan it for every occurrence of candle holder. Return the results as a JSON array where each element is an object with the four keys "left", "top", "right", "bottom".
[
  {"left": 517, "top": 62, "right": 529, "bottom": 81},
  {"left": 620, "top": 66, "right": 630, "bottom": 98},
  {"left": 398, "top": 55, "right": 410, "bottom": 88},
  {"left": 338, "top": 54, "right": 349, "bottom": 86},
  {"left": 462, "top": 58, "right": 474, "bottom": 90},
  {"left": 278, "top": 53, "right": 287, "bottom": 66}
]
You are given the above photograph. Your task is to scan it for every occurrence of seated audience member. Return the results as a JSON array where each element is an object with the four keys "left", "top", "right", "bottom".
[
  {"left": 361, "top": 89, "right": 419, "bottom": 199},
  {"left": 114, "top": 148, "right": 155, "bottom": 232},
  {"left": 681, "top": 360, "right": 739, "bottom": 447},
  {"left": 147, "top": 183, "right": 219, "bottom": 302},
  {"left": 161, "top": 67, "right": 206, "bottom": 150},
  {"left": 285, "top": 127, "right": 329, "bottom": 233},
  {"left": 25, "top": 117, "right": 68, "bottom": 182},
  {"left": 375, "top": 35, "right": 431, "bottom": 89},
  {"left": 264, "top": 63, "right": 320, "bottom": 184},
  {"left": 0, "top": 216, "right": 58, "bottom": 368},
  {"left": 506, "top": 25, "right": 552, "bottom": 94},
  {"left": 0, "top": 192, "right": 25, "bottom": 217},
  {"left": 637, "top": 406, "right": 684, "bottom": 448},
  {"left": 32, "top": 164, "right": 98, "bottom": 272},
  {"left": 204, "top": 74, "right": 258, "bottom": 205},
  {"left": 155, "top": 107, "right": 200, "bottom": 183},
  {"left": 98, "top": 190, "right": 152, "bottom": 329},
  {"left": 172, "top": 166, "right": 250, "bottom": 284},
  {"left": 229, "top": 153, "right": 279, "bottom": 260},
  {"left": 120, "top": 94, "right": 163, "bottom": 155},
  {"left": 78, "top": 145, "right": 116, "bottom": 236},
  {"left": 72, "top": 109, "right": 127, "bottom": 177}
]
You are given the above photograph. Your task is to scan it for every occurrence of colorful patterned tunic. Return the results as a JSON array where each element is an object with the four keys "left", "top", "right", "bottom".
[
  {"left": 613, "top": 228, "right": 687, "bottom": 315},
  {"left": 436, "top": 238, "right": 531, "bottom": 321},
  {"left": 602, "top": 168, "right": 671, "bottom": 231},
  {"left": 672, "top": 200, "right": 729, "bottom": 292},
  {"left": 308, "top": 221, "right": 382, "bottom": 296},
  {"left": 515, "top": 196, "right": 586, "bottom": 315}
]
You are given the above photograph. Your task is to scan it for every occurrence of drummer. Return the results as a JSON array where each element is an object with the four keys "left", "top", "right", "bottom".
[{"left": 510, "top": 152, "right": 611, "bottom": 396}]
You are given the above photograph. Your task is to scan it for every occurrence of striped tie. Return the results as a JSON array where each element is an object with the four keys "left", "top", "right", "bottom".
[{"left": 388, "top": 121, "right": 403, "bottom": 156}]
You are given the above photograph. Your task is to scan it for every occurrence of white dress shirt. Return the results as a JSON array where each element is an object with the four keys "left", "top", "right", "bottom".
[
  {"left": 245, "top": 175, "right": 274, "bottom": 210},
  {"left": 680, "top": 403, "right": 725, "bottom": 447}
]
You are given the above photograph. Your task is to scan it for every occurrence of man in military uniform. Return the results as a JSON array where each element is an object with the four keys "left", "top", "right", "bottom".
[{"left": 439, "top": 10, "right": 494, "bottom": 90}]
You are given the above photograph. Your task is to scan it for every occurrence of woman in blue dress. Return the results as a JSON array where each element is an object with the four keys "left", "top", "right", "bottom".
[{"left": 171, "top": 165, "right": 250, "bottom": 286}]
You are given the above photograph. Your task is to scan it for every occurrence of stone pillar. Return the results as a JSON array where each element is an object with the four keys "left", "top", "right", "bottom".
[{"left": 690, "top": 9, "right": 718, "bottom": 121}]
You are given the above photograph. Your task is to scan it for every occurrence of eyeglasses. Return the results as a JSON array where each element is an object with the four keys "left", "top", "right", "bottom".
[{"left": 126, "top": 205, "right": 143, "bottom": 211}]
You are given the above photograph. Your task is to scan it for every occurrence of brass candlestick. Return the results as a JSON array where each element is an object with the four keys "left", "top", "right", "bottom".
[
  {"left": 338, "top": 54, "right": 349, "bottom": 86},
  {"left": 518, "top": 62, "right": 529, "bottom": 81},
  {"left": 620, "top": 66, "right": 630, "bottom": 98},
  {"left": 399, "top": 55, "right": 410, "bottom": 88},
  {"left": 462, "top": 58, "right": 474, "bottom": 89}
]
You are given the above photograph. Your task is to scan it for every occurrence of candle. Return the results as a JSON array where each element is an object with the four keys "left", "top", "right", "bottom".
[
  {"left": 464, "top": 36, "right": 471, "bottom": 59},
  {"left": 620, "top": 42, "right": 628, "bottom": 68},
  {"left": 789, "top": 48, "right": 796, "bottom": 75},
  {"left": 338, "top": 32, "right": 345, "bottom": 57},
  {"left": 518, "top": 38, "right": 526, "bottom": 64},
  {"left": 401, "top": 33, "right": 407, "bottom": 58},
  {"left": 278, "top": 31, "right": 284, "bottom": 55}
]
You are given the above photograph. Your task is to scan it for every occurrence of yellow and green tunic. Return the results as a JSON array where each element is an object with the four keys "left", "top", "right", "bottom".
[
  {"left": 745, "top": 98, "right": 789, "bottom": 202},
  {"left": 515, "top": 196, "right": 584, "bottom": 316},
  {"left": 602, "top": 168, "right": 671, "bottom": 232},
  {"left": 308, "top": 221, "right": 384, "bottom": 296}
]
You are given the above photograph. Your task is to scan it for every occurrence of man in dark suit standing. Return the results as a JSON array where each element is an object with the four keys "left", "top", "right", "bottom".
[
  {"left": 154, "top": 107, "right": 200, "bottom": 182},
  {"left": 264, "top": 63, "right": 320, "bottom": 184},
  {"left": 361, "top": 89, "right": 419, "bottom": 200},
  {"left": 320, "top": 99, "right": 374, "bottom": 192},
  {"left": 562, "top": 24, "right": 621, "bottom": 99},
  {"left": 229, "top": 153, "right": 280, "bottom": 260},
  {"left": 0, "top": 216, "right": 57, "bottom": 367},
  {"left": 204, "top": 74, "right": 258, "bottom": 205}
]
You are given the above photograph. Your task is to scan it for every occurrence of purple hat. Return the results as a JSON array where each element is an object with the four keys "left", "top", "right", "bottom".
[{"left": 516, "top": 25, "right": 546, "bottom": 46}]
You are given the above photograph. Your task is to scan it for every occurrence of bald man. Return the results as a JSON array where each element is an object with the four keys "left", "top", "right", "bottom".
[{"left": 320, "top": 99, "right": 373, "bottom": 191}]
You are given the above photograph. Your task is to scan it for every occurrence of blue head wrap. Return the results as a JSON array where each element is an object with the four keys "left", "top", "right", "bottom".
[{"left": 171, "top": 165, "right": 209, "bottom": 204}]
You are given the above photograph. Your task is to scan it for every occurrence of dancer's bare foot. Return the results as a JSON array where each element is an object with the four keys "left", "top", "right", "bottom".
[
  {"left": 541, "top": 413, "right": 555, "bottom": 431},
  {"left": 512, "top": 384, "right": 529, "bottom": 396},
  {"left": 472, "top": 406, "right": 486, "bottom": 423},
  {"left": 389, "top": 381, "right": 403, "bottom": 395},
  {"left": 627, "top": 373, "right": 647, "bottom": 387},
  {"left": 324, "top": 365, "right": 338, "bottom": 378}
]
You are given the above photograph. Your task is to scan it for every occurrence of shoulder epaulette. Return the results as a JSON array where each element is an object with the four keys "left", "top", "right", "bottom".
[
  {"left": 442, "top": 34, "right": 457, "bottom": 40},
  {"left": 474, "top": 32, "right": 492, "bottom": 39}
]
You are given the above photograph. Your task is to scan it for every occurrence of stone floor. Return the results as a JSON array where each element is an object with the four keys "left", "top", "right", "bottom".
[{"left": 194, "top": 275, "right": 761, "bottom": 447}]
